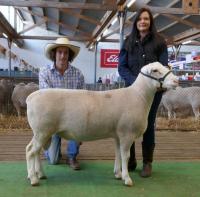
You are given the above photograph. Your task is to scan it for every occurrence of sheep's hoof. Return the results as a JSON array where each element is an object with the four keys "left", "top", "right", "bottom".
[
  {"left": 39, "top": 175, "right": 47, "bottom": 180},
  {"left": 124, "top": 178, "right": 133, "bottom": 187},
  {"left": 31, "top": 182, "right": 40, "bottom": 186},
  {"left": 30, "top": 176, "right": 39, "bottom": 186},
  {"left": 115, "top": 172, "right": 122, "bottom": 179},
  {"left": 36, "top": 171, "right": 47, "bottom": 179}
]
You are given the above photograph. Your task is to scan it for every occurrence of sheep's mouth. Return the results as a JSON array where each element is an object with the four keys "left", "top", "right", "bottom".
[
  {"left": 157, "top": 83, "right": 178, "bottom": 91},
  {"left": 157, "top": 87, "right": 167, "bottom": 92}
]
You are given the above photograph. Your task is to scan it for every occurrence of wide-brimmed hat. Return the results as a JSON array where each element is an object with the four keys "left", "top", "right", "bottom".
[{"left": 45, "top": 37, "right": 80, "bottom": 61}]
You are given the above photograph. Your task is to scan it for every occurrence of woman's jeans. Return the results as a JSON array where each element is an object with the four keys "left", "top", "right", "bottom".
[{"left": 44, "top": 134, "right": 80, "bottom": 164}]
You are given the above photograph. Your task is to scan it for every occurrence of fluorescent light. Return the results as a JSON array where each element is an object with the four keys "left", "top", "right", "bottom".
[
  {"left": 127, "top": 0, "right": 136, "bottom": 8},
  {"left": 96, "top": 36, "right": 101, "bottom": 42},
  {"left": 111, "top": 17, "right": 117, "bottom": 25},
  {"left": 13, "top": 42, "right": 18, "bottom": 47},
  {"left": 2, "top": 33, "right": 8, "bottom": 38},
  {"left": 182, "top": 40, "right": 192, "bottom": 45},
  {"left": 89, "top": 45, "right": 94, "bottom": 50},
  {"left": 103, "top": 28, "right": 109, "bottom": 36}
]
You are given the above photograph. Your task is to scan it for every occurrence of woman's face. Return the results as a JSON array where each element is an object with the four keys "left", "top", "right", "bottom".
[{"left": 136, "top": 11, "right": 151, "bottom": 33}]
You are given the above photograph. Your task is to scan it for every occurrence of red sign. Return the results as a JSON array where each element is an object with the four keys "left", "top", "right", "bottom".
[{"left": 100, "top": 49, "right": 119, "bottom": 68}]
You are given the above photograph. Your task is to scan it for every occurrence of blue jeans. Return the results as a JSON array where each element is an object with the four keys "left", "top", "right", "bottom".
[{"left": 44, "top": 134, "right": 80, "bottom": 164}]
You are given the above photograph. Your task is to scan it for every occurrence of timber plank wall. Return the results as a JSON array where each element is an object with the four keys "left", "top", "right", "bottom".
[{"left": 0, "top": 131, "right": 200, "bottom": 161}]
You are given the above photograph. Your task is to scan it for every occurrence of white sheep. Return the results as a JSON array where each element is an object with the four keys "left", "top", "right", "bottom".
[
  {"left": 26, "top": 62, "right": 178, "bottom": 186},
  {"left": 162, "top": 86, "right": 200, "bottom": 119},
  {"left": 12, "top": 82, "right": 39, "bottom": 117}
]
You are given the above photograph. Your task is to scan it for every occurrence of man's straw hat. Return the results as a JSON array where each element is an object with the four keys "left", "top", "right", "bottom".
[{"left": 45, "top": 37, "right": 80, "bottom": 61}]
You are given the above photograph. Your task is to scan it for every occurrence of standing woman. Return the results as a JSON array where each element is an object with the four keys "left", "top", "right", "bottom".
[{"left": 118, "top": 8, "right": 168, "bottom": 177}]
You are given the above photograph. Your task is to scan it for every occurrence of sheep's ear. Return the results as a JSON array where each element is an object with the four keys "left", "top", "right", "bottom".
[
  {"left": 148, "top": 66, "right": 160, "bottom": 75},
  {"left": 146, "top": 65, "right": 154, "bottom": 75},
  {"left": 167, "top": 65, "right": 172, "bottom": 70}
]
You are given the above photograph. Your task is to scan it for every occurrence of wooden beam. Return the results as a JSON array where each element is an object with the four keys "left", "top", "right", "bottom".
[
  {"left": 102, "top": 0, "right": 152, "bottom": 40},
  {"left": 55, "top": 0, "right": 60, "bottom": 34},
  {"left": 86, "top": 10, "right": 117, "bottom": 48},
  {"left": 183, "top": 0, "right": 199, "bottom": 14},
  {"left": 42, "top": 7, "right": 47, "bottom": 29},
  {"left": 101, "top": 14, "right": 135, "bottom": 40},
  {"left": 101, "top": 38, "right": 119, "bottom": 42},
  {"left": 128, "top": 2, "right": 200, "bottom": 15},
  {"left": 101, "top": 27, "right": 120, "bottom": 40},
  {"left": 17, "top": 7, "right": 92, "bottom": 38},
  {"left": 158, "top": 15, "right": 190, "bottom": 33},
  {"left": 17, "top": 35, "right": 89, "bottom": 42},
  {"left": 172, "top": 28, "right": 200, "bottom": 43},
  {"left": 60, "top": 8, "right": 101, "bottom": 26},
  {"left": 85, "top": 0, "right": 127, "bottom": 47},
  {"left": 102, "top": 1, "right": 183, "bottom": 45},
  {"left": 101, "top": 2, "right": 149, "bottom": 40},
  {"left": 162, "top": 14, "right": 200, "bottom": 30},
  {"left": 18, "top": 19, "right": 48, "bottom": 34},
  {"left": 168, "top": 30, "right": 200, "bottom": 46},
  {"left": 125, "top": 0, "right": 180, "bottom": 29},
  {"left": 148, "top": 6, "right": 200, "bottom": 15},
  {"left": 103, "top": 0, "right": 116, "bottom": 4},
  {"left": 68, "top": 0, "right": 86, "bottom": 37},
  {"left": 185, "top": 40, "right": 200, "bottom": 45},
  {"left": 28, "top": 7, "right": 35, "bottom": 24},
  {"left": 153, "top": 0, "right": 181, "bottom": 18},
  {"left": 0, "top": 12, "right": 23, "bottom": 47},
  {"left": 0, "top": 1, "right": 116, "bottom": 10}
]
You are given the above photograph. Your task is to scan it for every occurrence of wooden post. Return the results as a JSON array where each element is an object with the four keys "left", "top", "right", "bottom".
[
  {"left": 183, "top": 0, "right": 199, "bottom": 14},
  {"left": 118, "top": 5, "right": 127, "bottom": 49},
  {"left": 7, "top": 39, "right": 12, "bottom": 78}
]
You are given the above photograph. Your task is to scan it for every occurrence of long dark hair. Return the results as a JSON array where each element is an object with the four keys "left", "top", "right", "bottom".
[{"left": 125, "top": 7, "right": 157, "bottom": 51}]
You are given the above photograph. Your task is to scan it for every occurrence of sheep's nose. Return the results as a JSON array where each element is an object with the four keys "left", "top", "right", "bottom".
[{"left": 173, "top": 78, "right": 179, "bottom": 85}]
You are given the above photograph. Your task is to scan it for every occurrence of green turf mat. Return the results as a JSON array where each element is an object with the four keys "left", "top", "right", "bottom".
[{"left": 0, "top": 161, "right": 199, "bottom": 197}]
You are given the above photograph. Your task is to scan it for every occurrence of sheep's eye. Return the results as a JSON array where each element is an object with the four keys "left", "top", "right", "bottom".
[{"left": 152, "top": 69, "right": 158, "bottom": 72}]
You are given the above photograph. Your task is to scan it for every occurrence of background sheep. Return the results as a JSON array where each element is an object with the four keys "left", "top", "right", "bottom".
[
  {"left": 161, "top": 86, "right": 200, "bottom": 119},
  {"left": 26, "top": 62, "right": 178, "bottom": 186},
  {"left": 12, "top": 82, "right": 38, "bottom": 117},
  {"left": 0, "top": 79, "right": 14, "bottom": 117}
]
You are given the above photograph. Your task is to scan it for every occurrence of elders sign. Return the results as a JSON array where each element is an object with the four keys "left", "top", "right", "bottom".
[{"left": 100, "top": 49, "right": 119, "bottom": 68}]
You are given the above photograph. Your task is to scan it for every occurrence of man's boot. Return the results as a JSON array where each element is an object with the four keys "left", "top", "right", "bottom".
[
  {"left": 128, "top": 142, "right": 137, "bottom": 171},
  {"left": 140, "top": 143, "right": 155, "bottom": 178},
  {"left": 68, "top": 158, "right": 80, "bottom": 170}
]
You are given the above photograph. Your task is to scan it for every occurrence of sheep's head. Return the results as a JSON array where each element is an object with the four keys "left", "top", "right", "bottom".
[{"left": 140, "top": 62, "right": 179, "bottom": 91}]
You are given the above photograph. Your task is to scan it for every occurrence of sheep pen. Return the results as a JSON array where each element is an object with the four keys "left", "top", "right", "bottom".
[{"left": 0, "top": 115, "right": 200, "bottom": 133}]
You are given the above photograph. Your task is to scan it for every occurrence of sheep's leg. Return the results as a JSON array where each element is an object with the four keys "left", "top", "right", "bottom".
[
  {"left": 120, "top": 136, "right": 133, "bottom": 186},
  {"left": 168, "top": 110, "right": 174, "bottom": 119},
  {"left": 26, "top": 138, "right": 33, "bottom": 180},
  {"left": 114, "top": 137, "right": 122, "bottom": 179},
  {"left": 14, "top": 103, "right": 21, "bottom": 118},
  {"left": 172, "top": 112, "right": 176, "bottom": 119},
  {"left": 26, "top": 137, "right": 39, "bottom": 186},
  {"left": 167, "top": 110, "right": 171, "bottom": 119},
  {"left": 26, "top": 135, "right": 44, "bottom": 186},
  {"left": 35, "top": 149, "right": 46, "bottom": 180},
  {"left": 192, "top": 107, "right": 200, "bottom": 121},
  {"left": 35, "top": 137, "right": 50, "bottom": 179},
  {"left": 34, "top": 134, "right": 50, "bottom": 181},
  {"left": 0, "top": 113, "right": 4, "bottom": 119},
  {"left": 18, "top": 110, "right": 21, "bottom": 118}
]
